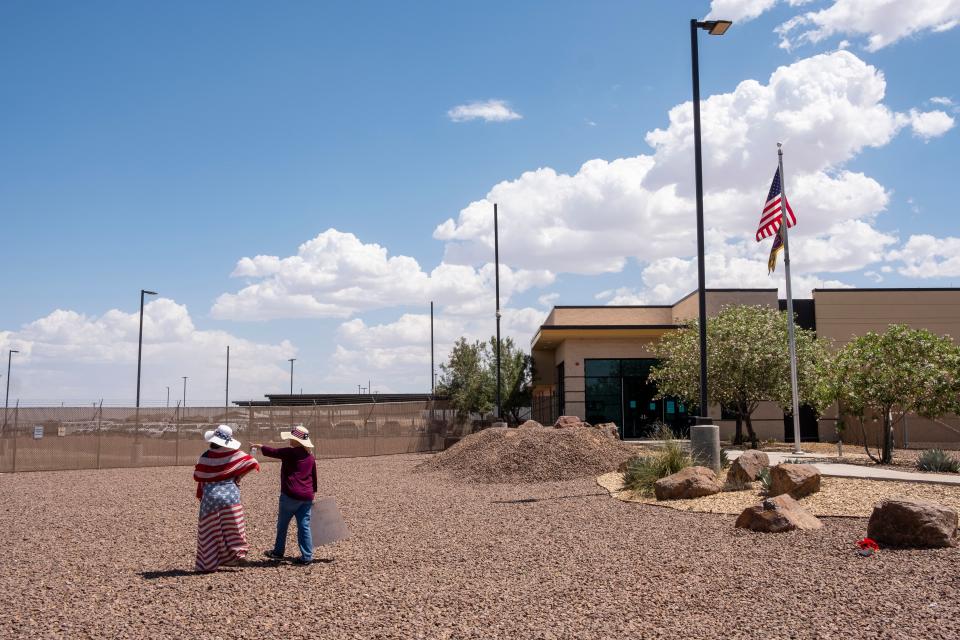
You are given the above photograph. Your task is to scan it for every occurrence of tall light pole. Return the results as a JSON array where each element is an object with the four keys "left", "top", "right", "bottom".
[
  {"left": 689, "top": 17, "right": 731, "bottom": 471},
  {"left": 430, "top": 301, "right": 435, "bottom": 395},
  {"left": 166, "top": 386, "right": 170, "bottom": 409},
  {"left": 135, "top": 290, "right": 158, "bottom": 408},
  {"left": 4, "top": 349, "right": 19, "bottom": 431},
  {"left": 225, "top": 345, "right": 230, "bottom": 417},
  {"left": 493, "top": 203, "right": 502, "bottom": 421},
  {"left": 288, "top": 358, "right": 296, "bottom": 395},
  {"left": 182, "top": 376, "right": 188, "bottom": 410}
]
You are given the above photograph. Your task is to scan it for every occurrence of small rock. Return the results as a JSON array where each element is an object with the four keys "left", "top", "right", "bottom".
[
  {"left": 553, "top": 415, "right": 592, "bottom": 429},
  {"left": 867, "top": 499, "right": 959, "bottom": 548},
  {"left": 595, "top": 422, "right": 620, "bottom": 440},
  {"left": 654, "top": 466, "right": 721, "bottom": 501},
  {"left": 518, "top": 420, "right": 543, "bottom": 429},
  {"left": 734, "top": 494, "right": 823, "bottom": 533},
  {"left": 769, "top": 463, "right": 821, "bottom": 499},
  {"left": 726, "top": 450, "right": 769, "bottom": 484}
]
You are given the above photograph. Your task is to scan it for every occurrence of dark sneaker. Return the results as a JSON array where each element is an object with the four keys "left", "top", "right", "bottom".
[
  {"left": 293, "top": 557, "right": 313, "bottom": 565},
  {"left": 264, "top": 550, "right": 284, "bottom": 561}
]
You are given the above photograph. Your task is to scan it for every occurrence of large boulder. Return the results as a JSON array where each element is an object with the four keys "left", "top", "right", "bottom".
[
  {"left": 554, "top": 415, "right": 592, "bottom": 429},
  {"left": 595, "top": 422, "right": 620, "bottom": 440},
  {"left": 769, "top": 464, "right": 821, "bottom": 499},
  {"left": 654, "top": 466, "right": 721, "bottom": 501},
  {"left": 518, "top": 420, "right": 544, "bottom": 429},
  {"left": 867, "top": 499, "right": 959, "bottom": 548},
  {"left": 726, "top": 450, "right": 770, "bottom": 484},
  {"left": 735, "top": 494, "right": 823, "bottom": 533}
]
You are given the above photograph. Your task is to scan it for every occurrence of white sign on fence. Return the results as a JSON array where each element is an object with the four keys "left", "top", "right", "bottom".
[{"left": 33, "top": 425, "right": 44, "bottom": 439}]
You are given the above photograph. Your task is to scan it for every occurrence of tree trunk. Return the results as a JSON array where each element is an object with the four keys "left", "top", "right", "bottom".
[
  {"left": 733, "top": 413, "right": 744, "bottom": 446},
  {"left": 743, "top": 407, "right": 759, "bottom": 449},
  {"left": 881, "top": 410, "right": 894, "bottom": 464},
  {"left": 858, "top": 416, "right": 880, "bottom": 464}
]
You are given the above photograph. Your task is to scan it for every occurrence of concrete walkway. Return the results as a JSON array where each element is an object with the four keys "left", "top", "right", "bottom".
[{"left": 726, "top": 450, "right": 960, "bottom": 486}]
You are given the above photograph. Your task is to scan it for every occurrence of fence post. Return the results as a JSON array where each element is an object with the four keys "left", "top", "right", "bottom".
[
  {"left": 175, "top": 402, "right": 181, "bottom": 466},
  {"left": 95, "top": 400, "right": 103, "bottom": 470},
  {"left": 12, "top": 400, "right": 18, "bottom": 473},
  {"left": 248, "top": 403, "right": 254, "bottom": 445}
]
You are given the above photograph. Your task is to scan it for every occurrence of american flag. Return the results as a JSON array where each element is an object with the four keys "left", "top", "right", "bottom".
[
  {"left": 196, "top": 480, "right": 249, "bottom": 571},
  {"left": 755, "top": 165, "right": 796, "bottom": 242},
  {"left": 194, "top": 448, "right": 259, "bottom": 498}
]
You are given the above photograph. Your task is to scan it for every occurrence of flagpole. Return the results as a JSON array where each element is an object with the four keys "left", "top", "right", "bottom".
[{"left": 778, "top": 143, "right": 803, "bottom": 455}]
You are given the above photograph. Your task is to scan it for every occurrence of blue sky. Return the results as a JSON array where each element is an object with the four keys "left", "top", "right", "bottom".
[{"left": 2, "top": 0, "right": 958, "bottom": 403}]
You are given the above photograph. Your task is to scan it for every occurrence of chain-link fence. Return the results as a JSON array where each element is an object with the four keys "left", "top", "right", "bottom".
[{"left": 0, "top": 400, "right": 468, "bottom": 473}]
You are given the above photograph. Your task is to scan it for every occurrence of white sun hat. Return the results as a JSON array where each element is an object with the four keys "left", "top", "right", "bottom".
[
  {"left": 204, "top": 424, "right": 242, "bottom": 450},
  {"left": 280, "top": 424, "right": 314, "bottom": 449}
]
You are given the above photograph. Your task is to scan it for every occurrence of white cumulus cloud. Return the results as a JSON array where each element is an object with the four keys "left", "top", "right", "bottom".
[
  {"left": 447, "top": 99, "right": 522, "bottom": 123},
  {"left": 706, "top": 0, "right": 781, "bottom": 23},
  {"left": 212, "top": 229, "right": 554, "bottom": 320},
  {"left": 0, "top": 299, "right": 295, "bottom": 404},
  {"left": 435, "top": 52, "right": 934, "bottom": 284},
  {"left": 328, "top": 307, "right": 545, "bottom": 392},
  {"left": 777, "top": 0, "right": 960, "bottom": 52},
  {"left": 906, "top": 108, "right": 956, "bottom": 140},
  {"left": 889, "top": 235, "right": 960, "bottom": 277}
]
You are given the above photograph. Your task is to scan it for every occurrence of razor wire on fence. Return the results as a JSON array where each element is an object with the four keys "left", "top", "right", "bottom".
[{"left": 0, "top": 400, "right": 468, "bottom": 473}]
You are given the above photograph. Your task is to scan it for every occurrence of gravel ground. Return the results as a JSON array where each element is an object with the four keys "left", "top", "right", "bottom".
[
  {"left": 598, "top": 473, "right": 960, "bottom": 517},
  {"left": 1, "top": 454, "right": 959, "bottom": 639}
]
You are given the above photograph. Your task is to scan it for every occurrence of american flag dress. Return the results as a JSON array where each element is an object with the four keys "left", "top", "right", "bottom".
[{"left": 194, "top": 449, "right": 259, "bottom": 572}]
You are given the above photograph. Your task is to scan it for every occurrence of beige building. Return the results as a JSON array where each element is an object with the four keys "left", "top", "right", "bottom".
[{"left": 530, "top": 288, "right": 960, "bottom": 448}]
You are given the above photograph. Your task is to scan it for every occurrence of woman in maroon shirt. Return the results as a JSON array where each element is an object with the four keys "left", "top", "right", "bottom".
[{"left": 251, "top": 425, "right": 317, "bottom": 565}]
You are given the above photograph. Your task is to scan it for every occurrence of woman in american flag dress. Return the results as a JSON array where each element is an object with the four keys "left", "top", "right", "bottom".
[{"left": 193, "top": 425, "right": 260, "bottom": 572}]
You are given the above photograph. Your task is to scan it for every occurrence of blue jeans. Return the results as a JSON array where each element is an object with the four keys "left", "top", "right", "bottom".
[{"left": 272, "top": 494, "right": 313, "bottom": 561}]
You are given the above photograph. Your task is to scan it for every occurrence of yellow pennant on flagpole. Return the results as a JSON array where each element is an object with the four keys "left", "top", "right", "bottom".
[{"left": 768, "top": 226, "right": 784, "bottom": 274}]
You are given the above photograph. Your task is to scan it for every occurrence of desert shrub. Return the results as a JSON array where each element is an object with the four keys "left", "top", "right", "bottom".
[
  {"left": 916, "top": 449, "right": 960, "bottom": 473},
  {"left": 784, "top": 457, "right": 814, "bottom": 465},
  {"left": 719, "top": 448, "right": 730, "bottom": 469},
  {"left": 621, "top": 439, "right": 693, "bottom": 495},
  {"left": 757, "top": 466, "right": 772, "bottom": 493}
]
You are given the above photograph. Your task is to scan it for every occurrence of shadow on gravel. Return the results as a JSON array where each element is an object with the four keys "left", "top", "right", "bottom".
[
  {"left": 139, "top": 569, "right": 201, "bottom": 579},
  {"left": 492, "top": 492, "right": 607, "bottom": 505},
  {"left": 139, "top": 558, "right": 334, "bottom": 580}
]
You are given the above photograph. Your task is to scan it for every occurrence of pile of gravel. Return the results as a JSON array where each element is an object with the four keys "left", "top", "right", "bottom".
[{"left": 417, "top": 425, "right": 635, "bottom": 483}]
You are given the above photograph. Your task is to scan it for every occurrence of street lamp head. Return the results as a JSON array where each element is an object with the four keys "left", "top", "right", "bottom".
[
  {"left": 700, "top": 19, "right": 732, "bottom": 35},
  {"left": 142, "top": 290, "right": 158, "bottom": 296}
]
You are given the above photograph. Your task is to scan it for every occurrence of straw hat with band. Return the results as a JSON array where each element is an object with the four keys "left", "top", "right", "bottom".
[
  {"left": 204, "top": 424, "right": 242, "bottom": 450},
  {"left": 281, "top": 425, "right": 314, "bottom": 449}
]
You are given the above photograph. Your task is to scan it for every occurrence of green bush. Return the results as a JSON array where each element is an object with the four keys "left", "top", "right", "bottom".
[
  {"left": 916, "top": 449, "right": 960, "bottom": 473},
  {"left": 757, "top": 467, "right": 772, "bottom": 493},
  {"left": 621, "top": 436, "right": 693, "bottom": 495},
  {"left": 719, "top": 448, "right": 730, "bottom": 469}
]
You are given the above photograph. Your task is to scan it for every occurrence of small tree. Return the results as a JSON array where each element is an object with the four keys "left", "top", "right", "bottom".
[
  {"left": 650, "top": 305, "right": 829, "bottom": 448},
  {"left": 436, "top": 338, "right": 493, "bottom": 422},
  {"left": 831, "top": 324, "right": 960, "bottom": 464},
  {"left": 436, "top": 336, "right": 533, "bottom": 425},
  {"left": 487, "top": 336, "right": 532, "bottom": 425}
]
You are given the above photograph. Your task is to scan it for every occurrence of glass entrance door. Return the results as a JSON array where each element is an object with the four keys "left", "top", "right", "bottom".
[{"left": 621, "top": 375, "right": 658, "bottom": 439}]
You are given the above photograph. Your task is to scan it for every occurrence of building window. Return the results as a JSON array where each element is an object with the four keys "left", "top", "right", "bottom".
[{"left": 584, "top": 358, "right": 689, "bottom": 439}]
